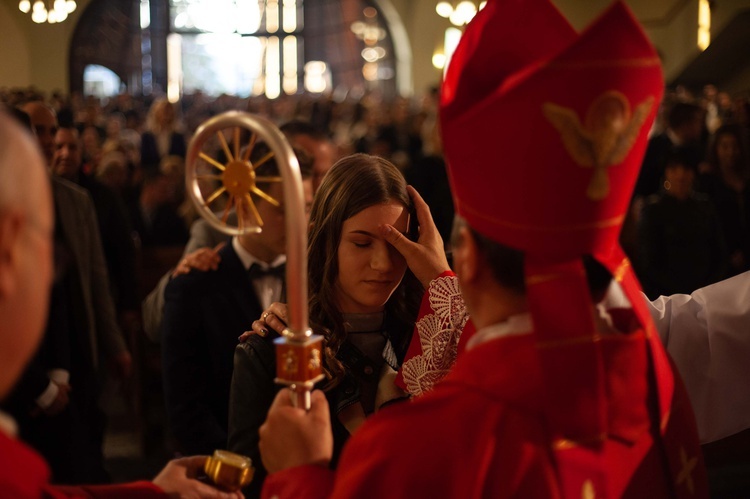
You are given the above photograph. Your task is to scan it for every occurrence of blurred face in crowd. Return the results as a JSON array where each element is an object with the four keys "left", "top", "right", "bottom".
[
  {"left": 155, "top": 101, "right": 175, "bottom": 128},
  {"left": 716, "top": 133, "right": 741, "bottom": 171},
  {"left": 334, "top": 200, "right": 408, "bottom": 314},
  {"left": 664, "top": 163, "right": 694, "bottom": 200},
  {"left": 21, "top": 102, "right": 57, "bottom": 166},
  {"left": 238, "top": 178, "right": 313, "bottom": 263},
  {"left": 683, "top": 113, "right": 704, "bottom": 143},
  {"left": 292, "top": 134, "right": 336, "bottom": 193},
  {"left": 52, "top": 128, "right": 83, "bottom": 179}
]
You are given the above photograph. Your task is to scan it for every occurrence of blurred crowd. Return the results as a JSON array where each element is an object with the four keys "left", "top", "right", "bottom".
[
  {"left": 2, "top": 80, "right": 749, "bottom": 332},
  {"left": 0, "top": 85, "right": 450, "bottom": 253},
  {"left": 1, "top": 80, "right": 749, "bottom": 478},
  {"left": 626, "top": 84, "right": 750, "bottom": 298}
]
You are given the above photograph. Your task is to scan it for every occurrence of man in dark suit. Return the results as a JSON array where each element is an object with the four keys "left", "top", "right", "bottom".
[
  {"left": 161, "top": 145, "right": 313, "bottom": 455},
  {"left": 8, "top": 103, "right": 132, "bottom": 484},
  {"left": 52, "top": 125, "right": 139, "bottom": 325}
]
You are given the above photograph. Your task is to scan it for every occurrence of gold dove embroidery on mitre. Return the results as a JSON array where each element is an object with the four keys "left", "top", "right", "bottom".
[{"left": 543, "top": 91, "right": 654, "bottom": 200}]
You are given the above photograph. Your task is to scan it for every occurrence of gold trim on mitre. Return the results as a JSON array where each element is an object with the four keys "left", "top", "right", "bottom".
[
  {"left": 582, "top": 479, "right": 596, "bottom": 499},
  {"left": 552, "top": 433, "right": 607, "bottom": 451},
  {"left": 676, "top": 446, "right": 699, "bottom": 495},
  {"left": 548, "top": 56, "right": 661, "bottom": 69},
  {"left": 613, "top": 257, "right": 632, "bottom": 282},
  {"left": 459, "top": 202, "right": 624, "bottom": 232},
  {"left": 543, "top": 91, "right": 655, "bottom": 201}
]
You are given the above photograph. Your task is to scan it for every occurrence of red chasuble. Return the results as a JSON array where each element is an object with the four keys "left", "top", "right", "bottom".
[{"left": 0, "top": 430, "right": 166, "bottom": 498}]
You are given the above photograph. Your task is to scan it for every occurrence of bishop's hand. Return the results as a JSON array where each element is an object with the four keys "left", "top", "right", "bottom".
[{"left": 259, "top": 389, "right": 333, "bottom": 474}]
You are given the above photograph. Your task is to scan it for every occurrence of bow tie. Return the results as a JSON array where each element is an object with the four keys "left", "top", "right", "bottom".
[{"left": 247, "top": 262, "right": 286, "bottom": 280}]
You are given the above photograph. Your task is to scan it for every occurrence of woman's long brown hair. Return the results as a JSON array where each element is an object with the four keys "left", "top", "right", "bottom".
[{"left": 307, "top": 154, "right": 423, "bottom": 389}]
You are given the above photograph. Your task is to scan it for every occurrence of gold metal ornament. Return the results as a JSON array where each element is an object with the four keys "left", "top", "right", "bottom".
[
  {"left": 186, "top": 111, "right": 324, "bottom": 411},
  {"left": 676, "top": 446, "right": 698, "bottom": 495},
  {"left": 186, "top": 113, "right": 287, "bottom": 234},
  {"left": 203, "top": 450, "right": 254, "bottom": 491},
  {"left": 543, "top": 91, "right": 654, "bottom": 201}
]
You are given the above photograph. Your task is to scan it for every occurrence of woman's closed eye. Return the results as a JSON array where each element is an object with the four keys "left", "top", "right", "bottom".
[{"left": 352, "top": 240, "right": 372, "bottom": 248}]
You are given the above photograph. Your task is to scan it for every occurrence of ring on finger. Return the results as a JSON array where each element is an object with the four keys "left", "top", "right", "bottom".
[{"left": 262, "top": 312, "right": 269, "bottom": 320}]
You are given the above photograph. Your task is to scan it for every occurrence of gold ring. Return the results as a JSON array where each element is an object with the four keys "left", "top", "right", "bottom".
[{"left": 262, "top": 312, "right": 269, "bottom": 320}]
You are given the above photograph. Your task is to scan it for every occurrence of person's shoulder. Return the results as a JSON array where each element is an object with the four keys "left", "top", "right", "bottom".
[
  {"left": 51, "top": 175, "right": 89, "bottom": 200},
  {"left": 233, "top": 331, "right": 279, "bottom": 381},
  {"left": 52, "top": 176, "right": 97, "bottom": 217},
  {"left": 185, "top": 219, "right": 229, "bottom": 252},
  {"left": 167, "top": 245, "right": 240, "bottom": 292},
  {"left": 164, "top": 264, "right": 219, "bottom": 299},
  {"left": 235, "top": 334, "right": 277, "bottom": 365},
  {"left": 80, "top": 174, "right": 115, "bottom": 197},
  {"left": 167, "top": 264, "right": 215, "bottom": 289}
]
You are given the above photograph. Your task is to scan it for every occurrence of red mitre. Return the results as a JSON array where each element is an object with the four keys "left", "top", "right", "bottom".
[
  {"left": 440, "top": 1, "right": 706, "bottom": 497},
  {"left": 441, "top": 0, "right": 661, "bottom": 258}
]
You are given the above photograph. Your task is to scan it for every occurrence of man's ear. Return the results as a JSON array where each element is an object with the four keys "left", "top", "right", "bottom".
[
  {"left": 453, "top": 225, "right": 480, "bottom": 284},
  {"left": 0, "top": 212, "right": 22, "bottom": 299}
]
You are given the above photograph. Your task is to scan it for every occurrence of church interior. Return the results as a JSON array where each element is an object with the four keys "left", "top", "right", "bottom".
[{"left": 2, "top": 0, "right": 750, "bottom": 496}]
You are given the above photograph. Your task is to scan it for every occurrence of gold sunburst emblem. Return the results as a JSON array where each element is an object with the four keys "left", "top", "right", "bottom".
[
  {"left": 543, "top": 91, "right": 654, "bottom": 201},
  {"left": 196, "top": 127, "right": 282, "bottom": 230}
]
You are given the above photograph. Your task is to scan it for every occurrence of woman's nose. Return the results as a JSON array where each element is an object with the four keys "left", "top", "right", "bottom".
[{"left": 370, "top": 242, "right": 393, "bottom": 272}]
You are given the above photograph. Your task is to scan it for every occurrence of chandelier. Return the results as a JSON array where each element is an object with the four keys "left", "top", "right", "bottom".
[
  {"left": 18, "top": 0, "right": 77, "bottom": 24},
  {"left": 435, "top": 1, "right": 486, "bottom": 27}
]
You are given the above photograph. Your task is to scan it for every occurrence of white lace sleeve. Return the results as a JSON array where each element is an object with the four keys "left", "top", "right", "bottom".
[{"left": 401, "top": 275, "right": 469, "bottom": 396}]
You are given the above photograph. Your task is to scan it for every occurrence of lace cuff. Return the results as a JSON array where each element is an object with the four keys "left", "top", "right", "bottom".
[{"left": 396, "top": 272, "right": 469, "bottom": 396}]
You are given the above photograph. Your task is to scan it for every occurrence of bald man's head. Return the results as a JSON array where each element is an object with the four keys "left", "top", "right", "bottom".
[
  {"left": 0, "top": 112, "right": 54, "bottom": 400},
  {"left": 20, "top": 101, "right": 58, "bottom": 166}
]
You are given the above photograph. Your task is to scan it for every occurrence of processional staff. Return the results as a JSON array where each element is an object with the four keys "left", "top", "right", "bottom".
[{"left": 184, "top": 111, "right": 325, "bottom": 490}]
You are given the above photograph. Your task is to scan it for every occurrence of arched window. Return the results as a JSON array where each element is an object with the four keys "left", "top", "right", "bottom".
[
  {"left": 83, "top": 64, "right": 123, "bottom": 98},
  {"left": 70, "top": 0, "right": 400, "bottom": 99},
  {"left": 167, "top": 0, "right": 303, "bottom": 98}
]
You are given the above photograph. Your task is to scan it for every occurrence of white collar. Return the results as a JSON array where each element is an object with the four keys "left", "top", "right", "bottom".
[
  {"left": 466, "top": 313, "right": 533, "bottom": 351},
  {"left": 232, "top": 237, "right": 286, "bottom": 271},
  {"left": 465, "top": 281, "right": 633, "bottom": 352}
]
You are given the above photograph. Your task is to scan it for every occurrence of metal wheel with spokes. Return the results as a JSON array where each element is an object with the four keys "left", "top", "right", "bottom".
[{"left": 185, "top": 111, "right": 299, "bottom": 235}]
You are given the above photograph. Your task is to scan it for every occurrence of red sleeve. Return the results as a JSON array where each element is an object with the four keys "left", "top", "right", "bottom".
[
  {"left": 262, "top": 464, "right": 335, "bottom": 499},
  {"left": 395, "top": 271, "right": 474, "bottom": 395},
  {"left": 49, "top": 481, "right": 167, "bottom": 498}
]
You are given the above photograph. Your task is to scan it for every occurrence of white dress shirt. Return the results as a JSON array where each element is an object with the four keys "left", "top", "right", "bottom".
[{"left": 232, "top": 237, "right": 285, "bottom": 310}]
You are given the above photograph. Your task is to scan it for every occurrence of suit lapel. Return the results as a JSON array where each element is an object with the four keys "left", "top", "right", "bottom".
[{"left": 52, "top": 178, "right": 85, "bottom": 261}]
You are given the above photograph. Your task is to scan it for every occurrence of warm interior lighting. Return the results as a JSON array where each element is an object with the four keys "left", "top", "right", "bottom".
[
  {"left": 304, "top": 61, "right": 328, "bottom": 93},
  {"left": 20, "top": 0, "right": 76, "bottom": 24},
  {"left": 167, "top": 33, "right": 182, "bottom": 103},
  {"left": 282, "top": 35, "right": 298, "bottom": 94},
  {"left": 432, "top": 52, "right": 446, "bottom": 69},
  {"left": 435, "top": 0, "right": 485, "bottom": 27},
  {"left": 265, "top": 36, "right": 281, "bottom": 99},
  {"left": 436, "top": 1, "right": 452, "bottom": 18},
  {"left": 282, "top": 0, "right": 296, "bottom": 33},
  {"left": 266, "top": 0, "right": 279, "bottom": 33},
  {"left": 697, "top": 0, "right": 711, "bottom": 51}
]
